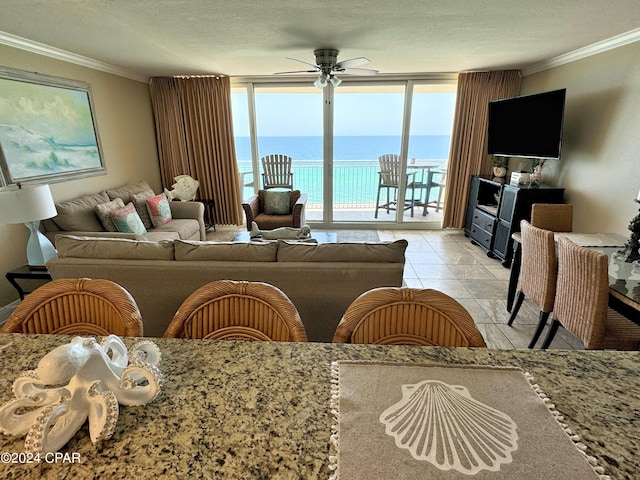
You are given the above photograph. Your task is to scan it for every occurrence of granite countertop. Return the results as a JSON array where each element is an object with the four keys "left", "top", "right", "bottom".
[{"left": 0, "top": 334, "right": 638, "bottom": 479}]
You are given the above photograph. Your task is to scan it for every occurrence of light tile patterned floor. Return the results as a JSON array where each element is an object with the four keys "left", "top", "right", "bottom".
[{"left": 377, "top": 229, "right": 584, "bottom": 350}]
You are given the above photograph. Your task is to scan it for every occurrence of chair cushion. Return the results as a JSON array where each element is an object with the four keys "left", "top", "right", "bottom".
[
  {"left": 56, "top": 235, "right": 175, "bottom": 260},
  {"left": 276, "top": 239, "right": 408, "bottom": 263},
  {"left": 264, "top": 188, "right": 291, "bottom": 215},
  {"left": 111, "top": 202, "right": 148, "bottom": 235},
  {"left": 175, "top": 240, "right": 278, "bottom": 262},
  {"left": 146, "top": 193, "right": 172, "bottom": 228},
  {"left": 95, "top": 198, "right": 126, "bottom": 232}
]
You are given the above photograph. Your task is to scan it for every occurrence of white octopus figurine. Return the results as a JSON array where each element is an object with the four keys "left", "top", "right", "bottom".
[{"left": 0, "top": 335, "right": 163, "bottom": 454}]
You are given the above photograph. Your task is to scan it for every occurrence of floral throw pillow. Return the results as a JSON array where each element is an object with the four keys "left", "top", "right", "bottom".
[
  {"left": 110, "top": 202, "right": 147, "bottom": 235},
  {"left": 146, "top": 193, "right": 172, "bottom": 228}
]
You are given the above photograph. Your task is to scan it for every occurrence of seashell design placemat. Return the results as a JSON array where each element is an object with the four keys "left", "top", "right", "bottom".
[{"left": 329, "top": 362, "right": 604, "bottom": 480}]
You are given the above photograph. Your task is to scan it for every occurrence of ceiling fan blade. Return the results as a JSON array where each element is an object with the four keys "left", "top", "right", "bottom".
[
  {"left": 335, "top": 57, "right": 370, "bottom": 69},
  {"left": 285, "top": 57, "right": 320, "bottom": 70},
  {"left": 342, "top": 67, "right": 379, "bottom": 76},
  {"left": 274, "top": 69, "right": 320, "bottom": 75}
]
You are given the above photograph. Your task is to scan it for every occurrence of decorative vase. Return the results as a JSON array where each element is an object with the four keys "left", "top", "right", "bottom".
[
  {"left": 529, "top": 166, "right": 543, "bottom": 187},
  {"left": 493, "top": 167, "right": 507, "bottom": 178}
]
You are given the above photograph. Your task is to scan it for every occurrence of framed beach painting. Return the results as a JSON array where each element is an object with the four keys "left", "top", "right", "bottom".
[{"left": 0, "top": 66, "right": 105, "bottom": 186}]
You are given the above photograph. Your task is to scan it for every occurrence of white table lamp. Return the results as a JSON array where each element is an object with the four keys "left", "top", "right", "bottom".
[{"left": 0, "top": 183, "right": 58, "bottom": 268}]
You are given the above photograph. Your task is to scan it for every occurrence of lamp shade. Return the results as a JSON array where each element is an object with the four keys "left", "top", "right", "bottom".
[{"left": 0, "top": 184, "right": 57, "bottom": 224}]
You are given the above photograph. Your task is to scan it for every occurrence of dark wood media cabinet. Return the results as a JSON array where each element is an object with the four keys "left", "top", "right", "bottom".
[{"left": 464, "top": 176, "right": 565, "bottom": 266}]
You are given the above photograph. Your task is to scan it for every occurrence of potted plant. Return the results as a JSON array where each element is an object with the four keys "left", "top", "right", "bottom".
[
  {"left": 529, "top": 159, "right": 546, "bottom": 186},
  {"left": 491, "top": 156, "right": 508, "bottom": 178}
]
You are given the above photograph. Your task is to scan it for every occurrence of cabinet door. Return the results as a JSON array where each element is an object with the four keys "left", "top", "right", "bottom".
[
  {"left": 498, "top": 186, "right": 517, "bottom": 222},
  {"left": 464, "top": 176, "right": 481, "bottom": 234},
  {"left": 493, "top": 220, "right": 511, "bottom": 260}
]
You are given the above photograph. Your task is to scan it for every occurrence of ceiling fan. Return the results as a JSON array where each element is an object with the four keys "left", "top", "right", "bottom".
[{"left": 275, "top": 49, "right": 378, "bottom": 88}]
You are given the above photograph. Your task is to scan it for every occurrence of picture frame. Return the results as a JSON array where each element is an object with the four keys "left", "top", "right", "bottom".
[{"left": 0, "top": 66, "right": 106, "bottom": 186}]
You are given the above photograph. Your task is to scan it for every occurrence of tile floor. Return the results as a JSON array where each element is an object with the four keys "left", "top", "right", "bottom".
[{"left": 377, "top": 229, "right": 583, "bottom": 350}]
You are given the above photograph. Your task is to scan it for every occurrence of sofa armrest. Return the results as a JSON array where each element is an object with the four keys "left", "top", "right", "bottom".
[
  {"left": 242, "top": 195, "right": 260, "bottom": 231},
  {"left": 169, "top": 201, "right": 206, "bottom": 240},
  {"left": 292, "top": 193, "right": 307, "bottom": 228}
]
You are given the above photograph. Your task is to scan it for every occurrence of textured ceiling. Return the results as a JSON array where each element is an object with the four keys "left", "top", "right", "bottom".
[{"left": 1, "top": 0, "right": 640, "bottom": 80}]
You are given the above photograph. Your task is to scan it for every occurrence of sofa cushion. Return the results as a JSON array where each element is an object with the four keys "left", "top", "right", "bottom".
[
  {"left": 264, "top": 188, "right": 291, "bottom": 215},
  {"left": 52, "top": 191, "right": 111, "bottom": 231},
  {"left": 175, "top": 240, "right": 278, "bottom": 262},
  {"left": 56, "top": 235, "right": 175, "bottom": 260},
  {"left": 276, "top": 239, "right": 408, "bottom": 263},
  {"left": 106, "top": 181, "right": 153, "bottom": 204},
  {"left": 131, "top": 190, "right": 156, "bottom": 230},
  {"left": 95, "top": 198, "right": 126, "bottom": 232},
  {"left": 153, "top": 218, "right": 200, "bottom": 240},
  {"left": 111, "top": 202, "right": 148, "bottom": 235},
  {"left": 146, "top": 193, "right": 173, "bottom": 227}
]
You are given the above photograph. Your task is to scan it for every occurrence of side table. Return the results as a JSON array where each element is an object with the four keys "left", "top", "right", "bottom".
[
  {"left": 194, "top": 198, "right": 216, "bottom": 231},
  {"left": 5, "top": 265, "right": 52, "bottom": 300}
]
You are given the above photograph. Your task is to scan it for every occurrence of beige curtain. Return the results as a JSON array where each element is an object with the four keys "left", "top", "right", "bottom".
[
  {"left": 149, "top": 76, "right": 242, "bottom": 225},
  {"left": 442, "top": 71, "right": 521, "bottom": 228}
]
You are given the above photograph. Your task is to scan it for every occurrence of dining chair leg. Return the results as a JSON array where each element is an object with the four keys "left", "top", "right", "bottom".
[
  {"left": 540, "top": 319, "right": 560, "bottom": 349},
  {"left": 528, "top": 311, "right": 551, "bottom": 349},
  {"left": 507, "top": 291, "right": 525, "bottom": 326}
]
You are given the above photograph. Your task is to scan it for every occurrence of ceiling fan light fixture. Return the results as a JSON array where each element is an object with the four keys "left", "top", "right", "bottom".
[
  {"left": 329, "top": 75, "right": 342, "bottom": 87},
  {"left": 314, "top": 73, "right": 328, "bottom": 88}
]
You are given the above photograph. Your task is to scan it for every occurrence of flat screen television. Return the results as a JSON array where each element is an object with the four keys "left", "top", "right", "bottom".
[{"left": 487, "top": 88, "right": 566, "bottom": 159}]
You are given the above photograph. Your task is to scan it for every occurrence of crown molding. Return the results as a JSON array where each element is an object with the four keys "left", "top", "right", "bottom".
[
  {"left": 522, "top": 27, "right": 640, "bottom": 76},
  {"left": 0, "top": 31, "right": 148, "bottom": 83}
]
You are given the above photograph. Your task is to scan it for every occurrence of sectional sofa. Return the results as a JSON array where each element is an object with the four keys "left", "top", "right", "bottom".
[
  {"left": 46, "top": 235, "right": 408, "bottom": 341},
  {"left": 41, "top": 181, "right": 206, "bottom": 242}
]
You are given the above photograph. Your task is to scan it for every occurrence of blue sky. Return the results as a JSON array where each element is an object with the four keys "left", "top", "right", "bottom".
[{"left": 231, "top": 92, "right": 456, "bottom": 137}]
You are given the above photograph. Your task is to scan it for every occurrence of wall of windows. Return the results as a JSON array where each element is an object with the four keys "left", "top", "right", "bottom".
[{"left": 231, "top": 76, "right": 456, "bottom": 227}]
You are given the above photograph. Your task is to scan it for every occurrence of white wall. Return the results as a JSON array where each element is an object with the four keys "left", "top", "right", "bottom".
[
  {"left": 518, "top": 41, "right": 640, "bottom": 235},
  {"left": 0, "top": 45, "right": 160, "bottom": 306}
]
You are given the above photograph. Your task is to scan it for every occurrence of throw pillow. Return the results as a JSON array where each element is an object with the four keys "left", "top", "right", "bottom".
[
  {"left": 264, "top": 188, "right": 291, "bottom": 215},
  {"left": 95, "top": 198, "right": 125, "bottom": 232},
  {"left": 110, "top": 202, "right": 147, "bottom": 235},
  {"left": 131, "top": 190, "right": 156, "bottom": 230},
  {"left": 146, "top": 193, "right": 172, "bottom": 228},
  {"left": 106, "top": 180, "right": 153, "bottom": 204}
]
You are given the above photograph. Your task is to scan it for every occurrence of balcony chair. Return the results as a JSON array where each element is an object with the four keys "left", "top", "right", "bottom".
[
  {"left": 540, "top": 236, "right": 640, "bottom": 350},
  {"left": 1, "top": 278, "right": 143, "bottom": 336},
  {"left": 419, "top": 168, "right": 447, "bottom": 216},
  {"left": 242, "top": 189, "right": 307, "bottom": 231},
  {"left": 375, "top": 154, "right": 416, "bottom": 218},
  {"left": 163, "top": 280, "right": 308, "bottom": 341},
  {"left": 332, "top": 286, "right": 487, "bottom": 347},
  {"left": 261, "top": 154, "right": 293, "bottom": 190},
  {"left": 507, "top": 221, "right": 556, "bottom": 348}
]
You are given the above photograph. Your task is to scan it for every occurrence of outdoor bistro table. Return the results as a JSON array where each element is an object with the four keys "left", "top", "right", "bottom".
[{"left": 0, "top": 334, "right": 638, "bottom": 479}]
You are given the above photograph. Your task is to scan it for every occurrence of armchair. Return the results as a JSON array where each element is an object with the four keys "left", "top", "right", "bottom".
[{"left": 242, "top": 189, "right": 307, "bottom": 231}]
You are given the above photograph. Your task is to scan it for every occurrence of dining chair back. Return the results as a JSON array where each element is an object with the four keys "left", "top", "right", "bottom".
[
  {"left": 261, "top": 154, "right": 293, "bottom": 190},
  {"left": 531, "top": 203, "right": 573, "bottom": 232},
  {"left": 332, "top": 287, "right": 486, "bottom": 347},
  {"left": 507, "top": 220, "right": 557, "bottom": 348},
  {"left": 163, "top": 280, "right": 307, "bottom": 341},
  {"left": 1, "top": 278, "right": 143, "bottom": 336},
  {"left": 540, "top": 236, "right": 640, "bottom": 350},
  {"left": 375, "top": 154, "right": 416, "bottom": 218}
]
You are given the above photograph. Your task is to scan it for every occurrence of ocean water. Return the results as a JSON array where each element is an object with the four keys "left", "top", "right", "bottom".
[
  {"left": 235, "top": 135, "right": 450, "bottom": 205},
  {"left": 235, "top": 135, "right": 451, "bottom": 162}
]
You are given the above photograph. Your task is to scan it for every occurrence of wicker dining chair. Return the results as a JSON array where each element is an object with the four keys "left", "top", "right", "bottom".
[
  {"left": 332, "top": 287, "right": 486, "bottom": 347},
  {"left": 163, "top": 280, "right": 307, "bottom": 341},
  {"left": 531, "top": 203, "right": 573, "bottom": 232},
  {"left": 507, "top": 221, "right": 557, "bottom": 348},
  {"left": 540, "top": 236, "right": 640, "bottom": 350},
  {"left": 261, "top": 154, "right": 293, "bottom": 190},
  {"left": 1, "top": 278, "right": 143, "bottom": 336}
]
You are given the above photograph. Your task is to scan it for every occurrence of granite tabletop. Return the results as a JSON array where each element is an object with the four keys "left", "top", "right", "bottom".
[{"left": 0, "top": 334, "right": 638, "bottom": 479}]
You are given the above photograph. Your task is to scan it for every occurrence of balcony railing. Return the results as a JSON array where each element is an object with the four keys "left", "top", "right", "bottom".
[{"left": 238, "top": 159, "right": 447, "bottom": 211}]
